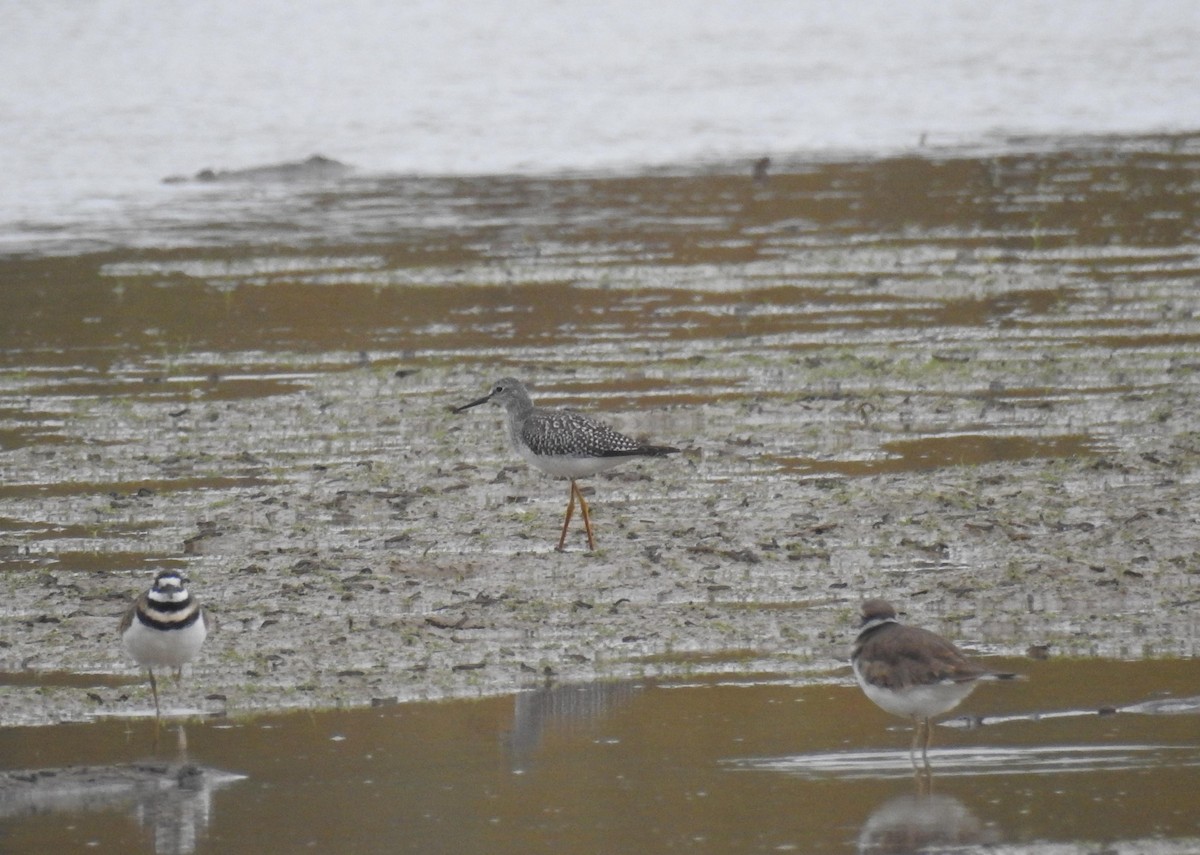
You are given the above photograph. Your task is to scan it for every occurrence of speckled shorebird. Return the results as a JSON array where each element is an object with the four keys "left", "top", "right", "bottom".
[
  {"left": 453, "top": 377, "right": 680, "bottom": 551},
  {"left": 119, "top": 570, "right": 208, "bottom": 719},
  {"left": 852, "top": 599, "right": 1020, "bottom": 770}
]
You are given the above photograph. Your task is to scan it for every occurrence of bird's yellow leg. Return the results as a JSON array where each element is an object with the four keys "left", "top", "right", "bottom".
[
  {"left": 557, "top": 480, "right": 578, "bottom": 552},
  {"left": 576, "top": 484, "right": 596, "bottom": 551}
]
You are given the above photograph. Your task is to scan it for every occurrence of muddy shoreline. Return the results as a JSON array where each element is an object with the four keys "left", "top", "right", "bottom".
[{"left": 2, "top": 135, "right": 1199, "bottom": 728}]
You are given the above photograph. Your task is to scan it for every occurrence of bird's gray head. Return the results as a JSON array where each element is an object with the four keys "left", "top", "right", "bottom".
[{"left": 452, "top": 377, "right": 531, "bottom": 413}]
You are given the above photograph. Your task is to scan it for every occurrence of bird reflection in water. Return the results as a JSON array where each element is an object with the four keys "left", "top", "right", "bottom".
[
  {"left": 503, "top": 681, "right": 640, "bottom": 770},
  {"left": 857, "top": 778, "right": 1000, "bottom": 855},
  {"left": 0, "top": 726, "right": 243, "bottom": 855}
]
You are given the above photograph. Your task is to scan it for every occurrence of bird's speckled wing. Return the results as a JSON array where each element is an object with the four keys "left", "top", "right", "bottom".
[{"left": 520, "top": 409, "right": 644, "bottom": 457}]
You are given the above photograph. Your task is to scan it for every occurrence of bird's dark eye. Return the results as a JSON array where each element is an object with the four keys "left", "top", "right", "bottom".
[{"left": 494, "top": 385, "right": 504, "bottom": 393}]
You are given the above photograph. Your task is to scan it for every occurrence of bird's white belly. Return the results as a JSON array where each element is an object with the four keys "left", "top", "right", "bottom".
[
  {"left": 517, "top": 445, "right": 629, "bottom": 479},
  {"left": 122, "top": 619, "right": 207, "bottom": 669},
  {"left": 853, "top": 663, "right": 977, "bottom": 719}
]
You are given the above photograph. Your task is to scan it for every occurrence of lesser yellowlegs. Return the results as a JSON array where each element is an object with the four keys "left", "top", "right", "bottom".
[
  {"left": 119, "top": 570, "right": 208, "bottom": 720},
  {"left": 453, "top": 377, "right": 680, "bottom": 551},
  {"left": 852, "top": 599, "right": 1021, "bottom": 771}
]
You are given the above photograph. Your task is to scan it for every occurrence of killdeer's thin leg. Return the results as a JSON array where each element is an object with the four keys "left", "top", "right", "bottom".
[
  {"left": 556, "top": 481, "right": 578, "bottom": 552},
  {"left": 149, "top": 668, "right": 161, "bottom": 719},
  {"left": 920, "top": 717, "right": 934, "bottom": 771},
  {"left": 907, "top": 715, "right": 916, "bottom": 773},
  {"left": 149, "top": 668, "right": 162, "bottom": 747},
  {"left": 576, "top": 484, "right": 596, "bottom": 551}
]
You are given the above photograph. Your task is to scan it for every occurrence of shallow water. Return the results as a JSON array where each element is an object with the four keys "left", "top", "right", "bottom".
[
  {"left": 1, "top": 659, "right": 1198, "bottom": 854},
  {"left": 5, "top": 0, "right": 1200, "bottom": 236}
]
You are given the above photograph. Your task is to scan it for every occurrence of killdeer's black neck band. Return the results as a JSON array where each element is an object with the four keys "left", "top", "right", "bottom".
[
  {"left": 855, "top": 620, "right": 895, "bottom": 643},
  {"left": 148, "top": 595, "right": 193, "bottom": 614},
  {"left": 137, "top": 607, "right": 201, "bottom": 632}
]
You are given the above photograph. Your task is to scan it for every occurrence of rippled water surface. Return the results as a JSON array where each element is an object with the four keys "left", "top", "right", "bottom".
[{"left": 1, "top": 661, "right": 1198, "bottom": 854}]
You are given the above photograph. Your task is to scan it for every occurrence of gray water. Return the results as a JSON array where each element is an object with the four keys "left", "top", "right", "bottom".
[{"left": 4, "top": 0, "right": 1200, "bottom": 244}]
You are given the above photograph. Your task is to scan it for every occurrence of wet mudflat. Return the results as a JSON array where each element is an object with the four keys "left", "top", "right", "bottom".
[
  {"left": 2, "top": 134, "right": 1200, "bottom": 851},
  {"left": 1, "top": 661, "right": 1198, "bottom": 854}
]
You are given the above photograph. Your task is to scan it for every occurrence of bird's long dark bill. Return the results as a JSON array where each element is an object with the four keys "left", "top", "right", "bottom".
[{"left": 452, "top": 395, "right": 492, "bottom": 413}]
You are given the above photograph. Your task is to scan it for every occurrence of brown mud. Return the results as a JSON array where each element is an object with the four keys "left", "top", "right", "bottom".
[{"left": 2, "top": 133, "right": 1199, "bottom": 727}]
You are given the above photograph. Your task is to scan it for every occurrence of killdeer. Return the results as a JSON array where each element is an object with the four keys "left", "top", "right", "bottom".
[
  {"left": 851, "top": 599, "right": 1019, "bottom": 769},
  {"left": 453, "top": 378, "right": 680, "bottom": 551},
  {"left": 119, "top": 570, "right": 208, "bottom": 718}
]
